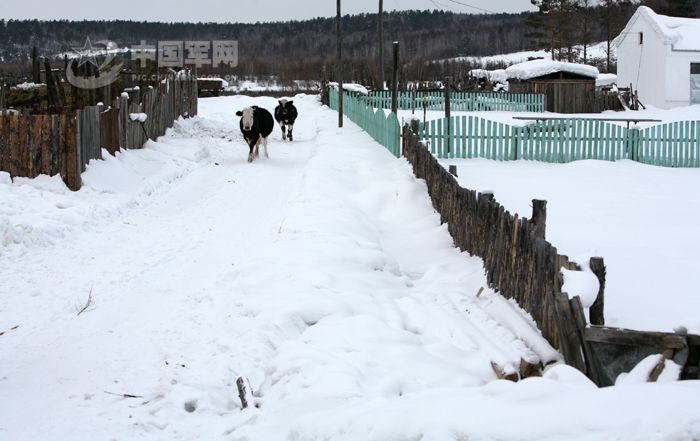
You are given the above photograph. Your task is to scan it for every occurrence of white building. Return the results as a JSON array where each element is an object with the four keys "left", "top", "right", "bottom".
[{"left": 613, "top": 6, "right": 700, "bottom": 109}]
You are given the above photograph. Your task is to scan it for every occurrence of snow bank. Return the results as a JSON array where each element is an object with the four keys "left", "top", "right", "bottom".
[
  {"left": 506, "top": 59, "right": 599, "bottom": 81},
  {"left": 0, "top": 120, "right": 209, "bottom": 258},
  {"left": 225, "top": 79, "right": 319, "bottom": 93}
]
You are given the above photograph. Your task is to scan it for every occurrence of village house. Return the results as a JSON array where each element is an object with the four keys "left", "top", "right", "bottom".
[{"left": 614, "top": 6, "right": 700, "bottom": 109}]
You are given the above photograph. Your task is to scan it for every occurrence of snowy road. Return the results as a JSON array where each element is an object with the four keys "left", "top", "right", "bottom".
[{"left": 1, "top": 95, "right": 699, "bottom": 440}]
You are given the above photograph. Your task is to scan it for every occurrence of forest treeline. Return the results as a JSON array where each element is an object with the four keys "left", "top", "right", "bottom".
[{"left": 0, "top": 0, "right": 697, "bottom": 86}]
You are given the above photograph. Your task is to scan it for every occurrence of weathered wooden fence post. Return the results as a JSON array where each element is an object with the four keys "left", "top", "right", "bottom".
[
  {"left": 410, "top": 118, "right": 420, "bottom": 138},
  {"left": 336, "top": 0, "right": 343, "bottom": 128},
  {"left": 532, "top": 199, "right": 547, "bottom": 239},
  {"left": 32, "top": 47, "right": 41, "bottom": 84},
  {"left": 445, "top": 76, "right": 451, "bottom": 155},
  {"left": 589, "top": 257, "right": 606, "bottom": 326},
  {"left": 391, "top": 41, "right": 399, "bottom": 115}
]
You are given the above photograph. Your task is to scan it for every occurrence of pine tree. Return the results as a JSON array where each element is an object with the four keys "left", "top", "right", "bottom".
[{"left": 661, "top": 0, "right": 697, "bottom": 17}]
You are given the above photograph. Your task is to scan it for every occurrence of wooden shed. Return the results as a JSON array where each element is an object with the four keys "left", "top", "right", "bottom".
[{"left": 506, "top": 60, "right": 598, "bottom": 113}]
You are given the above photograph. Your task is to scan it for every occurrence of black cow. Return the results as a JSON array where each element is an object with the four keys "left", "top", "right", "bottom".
[
  {"left": 236, "top": 106, "right": 274, "bottom": 162},
  {"left": 274, "top": 99, "right": 298, "bottom": 141}
]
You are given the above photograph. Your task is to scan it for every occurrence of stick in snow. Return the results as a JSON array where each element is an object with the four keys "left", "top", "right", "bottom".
[
  {"left": 104, "top": 391, "right": 143, "bottom": 399},
  {"left": 0, "top": 325, "right": 20, "bottom": 336},
  {"left": 76, "top": 289, "right": 94, "bottom": 316},
  {"left": 236, "top": 377, "right": 249, "bottom": 409}
]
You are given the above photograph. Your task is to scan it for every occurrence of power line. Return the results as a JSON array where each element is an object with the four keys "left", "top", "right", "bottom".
[{"left": 444, "top": 0, "right": 497, "bottom": 14}]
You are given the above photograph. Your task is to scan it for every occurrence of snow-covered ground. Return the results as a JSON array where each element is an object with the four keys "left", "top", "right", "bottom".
[
  {"left": 395, "top": 104, "right": 700, "bottom": 128},
  {"left": 446, "top": 41, "right": 613, "bottom": 66},
  {"left": 1, "top": 95, "right": 699, "bottom": 440},
  {"left": 224, "top": 79, "right": 319, "bottom": 93}
]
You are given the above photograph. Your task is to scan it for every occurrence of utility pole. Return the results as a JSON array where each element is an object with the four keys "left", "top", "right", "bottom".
[
  {"left": 391, "top": 41, "right": 399, "bottom": 115},
  {"left": 378, "top": 0, "right": 384, "bottom": 90},
  {"left": 337, "top": 0, "right": 343, "bottom": 128}
]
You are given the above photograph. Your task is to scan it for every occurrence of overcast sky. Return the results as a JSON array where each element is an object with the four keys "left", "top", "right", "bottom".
[{"left": 1, "top": 0, "right": 535, "bottom": 22}]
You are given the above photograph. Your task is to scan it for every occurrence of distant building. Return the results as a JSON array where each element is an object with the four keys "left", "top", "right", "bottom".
[
  {"left": 505, "top": 59, "right": 599, "bottom": 113},
  {"left": 613, "top": 6, "right": 700, "bottom": 109}
]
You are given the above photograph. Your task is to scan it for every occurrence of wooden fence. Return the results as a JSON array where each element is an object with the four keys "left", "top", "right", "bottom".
[
  {"left": 0, "top": 73, "right": 197, "bottom": 190},
  {"left": 402, "top": 122, "right": 700, "bottom": 385},
  {"left": 330, "top": 88, "right": 401, "bottom": 158},
  {"left": 365, "top": 90, "right": 546, "bottom": 112},
  {"left": 420, "top": 116, "right": 700, "bottom": 168}
]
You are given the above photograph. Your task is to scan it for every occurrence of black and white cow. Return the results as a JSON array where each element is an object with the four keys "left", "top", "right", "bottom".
[
  {"left": 274, "top": 99, "right": 298, "bottom": 141},
  {"left": 236, "top": 106, "right": 274, "bottom": 163}
]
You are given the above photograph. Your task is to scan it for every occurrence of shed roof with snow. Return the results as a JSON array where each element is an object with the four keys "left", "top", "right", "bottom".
[
  {"left": 504, "top": 60, "right": 599, "bottom": 81},
  {"left": 613, "top": 6, "right": 700, "bottom": 52}
]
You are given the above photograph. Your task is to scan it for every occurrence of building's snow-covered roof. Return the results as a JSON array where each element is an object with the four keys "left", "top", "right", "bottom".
[
  {"left": 614, "top": 6, "right": 700, "bottom": 51},
  {"left": 469, "top": 69, "right": 507, "bottom": 83},
  {"left": 329, "top": 82, "right": 369, "bottom": 95},
  {"left": 596, "top": 73, "right": 618, "bottom": 87},
  {"left": 197, "top": 77, "right": 230, "bottom": 88},
  {"left": 505, "top": 59, "right": 599, "bottom": 81}
]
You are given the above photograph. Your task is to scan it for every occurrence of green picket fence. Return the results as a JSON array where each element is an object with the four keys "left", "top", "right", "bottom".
[
  {"left": 420, "top": 116, "right": 700, "bottom": 167},
  {"left": 365, "top": 90, "right": 545, "bottom": 112},
  {"left": 329, "top": 89, "right": 401, "bottom": 158}
]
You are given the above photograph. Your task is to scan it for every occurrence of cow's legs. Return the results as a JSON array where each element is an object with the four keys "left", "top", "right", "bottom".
[
  {"left": 280, "top": 123, "right": 286, "bottom": 140},
  {"left": 263, "top": 137, "right": 269, "bottom": 158},
  {"left": 287, "top": 124, "right": 294, "bottom": 141},
  {"left": 254, "top": 139, "right": 261, "bottom": 159},
  {"left": 248, "top": 145, "right": 254, "bottom": 163}
]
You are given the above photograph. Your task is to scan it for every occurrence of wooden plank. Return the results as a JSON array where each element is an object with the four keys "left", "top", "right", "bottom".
[
  {"left": 63, "top": 112, "right": 81, "bottom": 191},
  {"left": 584, "top": 326, "right": 687, "bottom": 349}
]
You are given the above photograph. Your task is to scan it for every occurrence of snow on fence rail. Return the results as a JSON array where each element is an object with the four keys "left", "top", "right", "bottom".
[
  {"left": 365, "top": 90, "right": 546, "bottom": 112},
  {"left": 402, "top": 121, "right": 700, "bottom": 386},
  {"left": 329, "top": 89, "right": 400, "bottom": 158},
  {"left": 421, "top": 115, "right": 700, "bottom": 167},
  {"left": 0, "top": 73, "right": 197, "bottom": 190}
]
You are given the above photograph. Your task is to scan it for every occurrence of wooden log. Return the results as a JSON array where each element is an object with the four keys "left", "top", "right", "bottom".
[
  {"left": 519, "top": 359, "right": 543, "bottom": 378},
  {"left": 491, "top": 361, "right": 519, "bottom": 382},
  {"left": 589, "top": 257, "right": 606, "bottom": 326}
]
